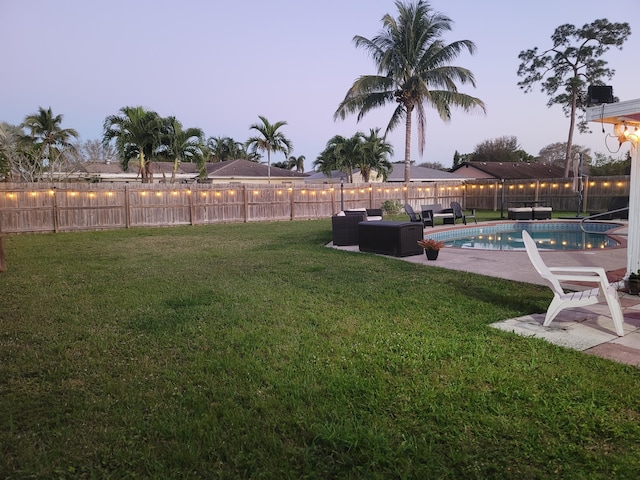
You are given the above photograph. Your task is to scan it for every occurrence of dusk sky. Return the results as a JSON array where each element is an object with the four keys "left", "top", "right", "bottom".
[{"left": 3, "top": 0, "right": 638, "bottom": 171}]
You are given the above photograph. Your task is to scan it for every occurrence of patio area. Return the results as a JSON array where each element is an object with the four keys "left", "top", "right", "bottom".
[{"left": 330, "top": 220, "right": 640, "bottom": 368}]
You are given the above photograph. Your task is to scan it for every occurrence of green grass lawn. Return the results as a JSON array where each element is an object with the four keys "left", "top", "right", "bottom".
[{"left": 1, "top": 219, "right": 639, "bottom": 479}]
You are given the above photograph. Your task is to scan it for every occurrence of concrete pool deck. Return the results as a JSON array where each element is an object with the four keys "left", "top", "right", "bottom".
[{"left": 330, "top": 220, "right": 640, "bottom": 367}]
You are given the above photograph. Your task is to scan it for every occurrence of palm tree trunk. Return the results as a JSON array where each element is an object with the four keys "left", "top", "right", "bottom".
[
  {"left": 404, "top": 105, "right": 413, "bottom": 185},
  {"left": 267, "top": 150, "right": 271, "bottom": 185},
  {"left": 563, "top": 93, "right": 578, "bottom": 178},
  {"left": 170, "top": 158, "right": 178, "bottom": 183},
  {"left": 139, "top": 151, "right": 147, "bottom": 183}
]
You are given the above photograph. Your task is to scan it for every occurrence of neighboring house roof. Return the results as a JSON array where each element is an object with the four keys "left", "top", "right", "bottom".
[
  {"left": 306, "top": 165, "right": 468, "bottom": 183},
  {"left": 77, "top": 162, "right": 126, "bottom": 174},
  {"left": 387, "top": 164, "right": 470, "bottom": 182},
  {"left": 203, "top": 159, "right": 307, "bottom": 179},
  {"left": 449, "top": 161, "right": 567, "bottom": 180},
  {"left": 66, "top": 159, "right": 307, "bottom": 183},
  {"left": 304, "top": 169, "right": 371, "bottom": 183}
]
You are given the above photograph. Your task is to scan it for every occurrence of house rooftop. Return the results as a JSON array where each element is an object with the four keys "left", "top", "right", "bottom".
[{"left": 450, "top": 161, "right": 566, "bottom": 180}]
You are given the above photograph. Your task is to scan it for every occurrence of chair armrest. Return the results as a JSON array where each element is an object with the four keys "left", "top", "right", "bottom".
[{"left": 547, "top": 267, "right": 609, "bottom": 283}]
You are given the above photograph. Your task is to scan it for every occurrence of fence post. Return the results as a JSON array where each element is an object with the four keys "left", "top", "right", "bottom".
[
  {"left": 0, "top": 221, "right": 6, "bottom": 272},
  {"left": 582, "top": 176, "right": 590, "bottom": 213},
  {"left": 52, "top": 188, "right": 59, "bottom": 233},
  {"left": 124, "top": 186, "right": 131, "bottom": 228},
  {"left": 243, "top": 185, "right": 249, "bottom": 222},
  {"left": 330, "top": 186, "right": 335, "bottom": 214},
  {"left": 188, "top": 187, "right": 194, "bottom": 225},
  {"left": 290, "top": 186, "right": 295, "bottom": 220}
]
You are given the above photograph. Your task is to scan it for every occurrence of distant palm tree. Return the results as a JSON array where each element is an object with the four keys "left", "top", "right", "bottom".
[
  {"left": 360, "top": 128, "right": 393, "bottom": 182},
  {"left": 314, "top": 133, "right": 364, "bottom": 183},
  {"left": 245, "top": 116, "right": 292, "bottom": 184},
  {"left": 287, "top": 155, "right": 306, "bottom": 173},
  {"left": 103, "top": 106, "right": 164, "bottom": 183},
  {"left": 271, "top": 160, "right": 290, "bottom": 169},
  {"left": 162, "top": 117, "right": 204, "bottom": 183},
  {"left": 20, "top": 106, "right": 79, "bottom": 179},
  {"left": 334, "top": 0, "right": 485, "bottom": 183},
  {"left": 207, "top": 136, "right": 247, "bottom": 162}
]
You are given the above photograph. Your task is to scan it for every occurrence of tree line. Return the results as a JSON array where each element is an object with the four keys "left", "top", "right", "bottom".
[{"left": 1, "top": 1, "right": 631, "bottom": 182}]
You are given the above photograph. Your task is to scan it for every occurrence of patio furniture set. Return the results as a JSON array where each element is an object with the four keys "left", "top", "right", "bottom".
[
  {"left": 405, "top": 202, "right": 477, "bottom": 227},
  {"left": 330, "top": 202, "right": 477, "bottom": 257},
  {"left": 331, "top": 207, "right": 422, "bottom": 256},
  {"left": 507, "top": 201, "right": 553, "bottom": 220}
]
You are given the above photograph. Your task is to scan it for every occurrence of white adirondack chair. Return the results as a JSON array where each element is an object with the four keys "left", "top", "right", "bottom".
[{"left": 522, "top": 230, "right": 625, "bottom": 336}]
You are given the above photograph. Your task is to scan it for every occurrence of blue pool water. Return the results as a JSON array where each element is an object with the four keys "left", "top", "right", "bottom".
[{"left": 424, "top": 222, "right": 621, "bottom": 251}]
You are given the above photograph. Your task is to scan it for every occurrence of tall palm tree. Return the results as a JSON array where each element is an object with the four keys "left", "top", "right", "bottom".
[
  {"left": 245, "top": 116, "right": 292, "bottom": 184},
  {"left": 102, "top": 106, "right": 164, "bottom": 183},
  {"left": 162, "top": 117, "right": 204, "bottom": 183},
  {"left": 287, "top": 155, "right": 306, "bottom": 173},
  {"left": 20, "top": 106, "right": 79, "bottom": 179},
  {"left": 334, "top": 0, "right": 486, "bottom": 183}
]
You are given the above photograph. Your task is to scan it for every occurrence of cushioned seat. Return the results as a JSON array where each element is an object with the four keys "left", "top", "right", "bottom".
[
  {"left": 532, "top": 206, "right": 552, "bottom": 220},
  {"left": 508, "top": 207, "right": 532, "bottom": 220}
]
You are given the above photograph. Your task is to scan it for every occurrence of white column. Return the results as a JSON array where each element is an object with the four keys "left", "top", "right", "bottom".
[{"left": 627, "top": 142, "right": 640, "bottom": 276}]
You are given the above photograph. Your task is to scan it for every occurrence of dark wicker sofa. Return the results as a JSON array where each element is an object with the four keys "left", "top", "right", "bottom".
[{"left": 331, "top": 209, "right": 384, "bottom": 246}]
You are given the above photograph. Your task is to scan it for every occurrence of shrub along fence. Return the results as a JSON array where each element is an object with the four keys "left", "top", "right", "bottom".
[{"left": 0, "top": 176, "right": 629, "bottom": 234}]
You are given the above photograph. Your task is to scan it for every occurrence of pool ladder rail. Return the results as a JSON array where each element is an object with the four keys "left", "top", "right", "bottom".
[{"left": 580, "top": 207, "right": 629, "bottom": 233}]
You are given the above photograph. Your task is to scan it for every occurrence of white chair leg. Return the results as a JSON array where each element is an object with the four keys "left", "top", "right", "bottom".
[
  {"left": 603, "top": 285, "right": 625, "bottom": 336},
  {"left": 543, "top": 296, "right": 565, "bottom": 326}
]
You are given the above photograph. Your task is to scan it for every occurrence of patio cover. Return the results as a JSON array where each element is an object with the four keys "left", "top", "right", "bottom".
[{"left": 586, "top": 98, "right": 640, "bottom": 277}]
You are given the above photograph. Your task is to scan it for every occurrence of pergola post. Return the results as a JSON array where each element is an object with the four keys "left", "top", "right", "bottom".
[{"left": 627, "top": 143, "right": 640, "bottom": 275}]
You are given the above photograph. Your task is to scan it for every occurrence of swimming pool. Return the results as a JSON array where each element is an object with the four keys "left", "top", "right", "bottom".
[{"left": 424, "top": 222, "right": 621, "bottom": 251}]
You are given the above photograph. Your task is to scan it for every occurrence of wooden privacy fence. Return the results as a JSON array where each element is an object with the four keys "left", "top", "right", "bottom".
[
  {"left": 0, "top": 182, "right": 465, "bottom": 234},
  {"left": 0, "top": 176, "right": 629, "bottom": 234},
  {"left": 462, "top": 175, "right": 630, "bottom": 213}
]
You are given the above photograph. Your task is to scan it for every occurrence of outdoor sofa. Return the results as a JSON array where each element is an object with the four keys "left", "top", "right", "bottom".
[
  {"left": 331, "top": 208, "right": 383, "bottom": 246},
  {"left": 420, "top": 204, "right": 455, "bottom": 226}
]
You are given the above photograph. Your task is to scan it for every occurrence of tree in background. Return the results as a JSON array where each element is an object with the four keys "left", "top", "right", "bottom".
[
  {"left": 314, "top": 134, "right": 361, "bottom": 183},
  {"left": 517, "top": 19, "right": 631, "bottom": 177},
  {"left": 417, "top": 161, "right": 446, "bottom": 171},
  {"left": 161, "top": 117, "right": 205, "bottom": 183},
  {"left": 334, "top": 0, "right": 485, "bottom": 183},
  {"left": 20, "top": 106, "right": 79, "bottom": 180},
  {"left": 589, "top": 151, "right": 631, "bottom": 176},
  {"left": 470, "top": 136, "right": 534, "bottom": 163},
  {"left": 313, "top": 130, "right": 393, "bottom": 182},
  {"left": 452, "top": 150, "right": 473, "bottom": 168},
  {"left": 245, "top": 116, "right": 292, "bottom": 184},
  {"left": 537, "top": 142, "right": 592, "bottom": 170},
  {"left": 207, "top": 136, "right": 250, "bottom": 162},
  {"left": 103, "top": 106, "right": 165, "bottom": 183},
  {"left": 71, "top": 139, "right": 119, "bottom": 164},
  {"left": 0, "top": 122, "right": 20, "bottom": 181},
  {"left": 287, "top": 155, "right": 306, "bottom": 173},
  {"left": 359, "top": 129, "right": 393, "bottom": 181}
]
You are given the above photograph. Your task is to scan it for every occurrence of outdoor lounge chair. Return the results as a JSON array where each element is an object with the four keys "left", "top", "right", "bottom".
[
  {"left": 522, "top": 230, "right": 625, "bottom": 336},
  {"left": 404, "top": 204, "right": 423, "bottom": 224},
  {"left": 450, "top": 202, "right": 477, "bottom": 225}
]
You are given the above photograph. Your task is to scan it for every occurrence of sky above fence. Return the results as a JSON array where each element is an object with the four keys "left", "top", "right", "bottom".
[{"left": 2, "top": 0, "right": 638, "bottom": 171}]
